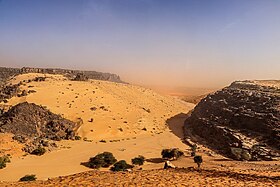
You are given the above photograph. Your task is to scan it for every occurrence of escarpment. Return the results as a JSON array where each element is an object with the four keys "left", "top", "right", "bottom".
[{"left": 185, "top": 80, "right": 280, "bottom": 161}]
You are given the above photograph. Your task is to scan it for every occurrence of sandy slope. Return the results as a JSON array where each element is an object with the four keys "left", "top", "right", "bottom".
[
  {"left": 7, "top": 73, "right": 193, "bottom": 140},
  {"left": 0, "top": 73, "right": 195, "bottom": 181},
  {"left": 3, "top": 168, "right": 280, "bottom": 187}
]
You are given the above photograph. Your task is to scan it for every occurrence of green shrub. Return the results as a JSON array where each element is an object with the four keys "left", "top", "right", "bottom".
[
  {"left": 0, "top": 159, "right": 6, "bottom": 169},
  {"left": 86, "top": 152, "right": 117, "bottom": 169},
  {"left": 161, "top": 148, "right": 184, "bottom": 160},
  {"left": 19, "top": 174, "right": 37, "bottom": 181},
  {"left": 31, "top": 147, "right": 46, "bottom": 156},
  {"left": 110, "top": 160, "right": 133, "bottom": 172},
  {"left": 194, "top": 155, "right": 203, "bottom": 168},
  {"left": 191, "top": 144, "right": 197, "bottom": 156},
  {"left": 0, "top": 155, "right": 11, "bottom": 169},
  {"left": 131, "top": 155, "right": 145, "bottom": 166}
]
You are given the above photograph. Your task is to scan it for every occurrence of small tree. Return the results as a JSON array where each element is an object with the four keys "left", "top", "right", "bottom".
[
  {"left": 131, "top": 155, "right": 145, "bottom": 166},
  {"left": 194, "top": 155, "right": 203, "bottom": 169},
  {"left": 161, "top": 148, "right": 184, "bottom": 160},
  {"left": 19, "top": 174, "right": 37, "bottom": 181},
  {"left": 85, "top": 152, "right": 117, "bottom": 169},
  {"left": 110, "top": 160, "right": 133, "bottom": 172}
]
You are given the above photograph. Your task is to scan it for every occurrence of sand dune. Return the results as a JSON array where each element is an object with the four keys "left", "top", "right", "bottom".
[{"left": 7, "top": 73, "right": 193, "bottom": 140}]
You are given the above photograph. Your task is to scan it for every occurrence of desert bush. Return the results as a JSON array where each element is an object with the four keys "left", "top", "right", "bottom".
[
  {"left": 110, "top": 160, "right": 133, "bottom": 172},
  {"left": 194, "top": 155, "right": 203, "bottom": 168},
  {"left": 74, "top": 135, "right": 81, "bottom": 140},
  {"left": 161, "top": 148, "right": 184, "bottom": 160},
  {"left": 191, "top": 144, "right": 197, "bottom": 156},
  {"left": 131, "top": 155, "right": 145, "bottom": 166},
  {"left": 230, "top": 147, "right": 251, "bottom": 161},
  {"left": 0, "top": 155, "right": 11, "bottom": 169},
  {"left": 31, "top": 147, "right": 46, "bottom": 156},
  {"left": 86, "top": 152, "right": 117, "bottom": 169},
  {"left": 19, "top": 174, "right": 37, "bottom": 181}
]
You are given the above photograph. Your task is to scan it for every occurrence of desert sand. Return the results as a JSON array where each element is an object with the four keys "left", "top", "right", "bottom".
[
  {"left": 0, "top": 73, "right": 195, "bottom": 181},
  {"left": 0, "top": 73, "right": 279, "bottom": 186}
]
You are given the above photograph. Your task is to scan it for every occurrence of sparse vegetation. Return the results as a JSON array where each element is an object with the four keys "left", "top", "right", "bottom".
[
  {"left": 84, "top": 152, "right": 117, "bottom": 169},
  {"left": 75, "top": 135, "right": 81, "bottom": 140},
  {"left": 194, "top": 155, "right": 203, "bottom": 169},
  {"left": 131, "top": 155, "right": 145, "bottom": 166},
  {"left": 0, "top": 155, "right": 11, "bottom": 169},
  {"left": 99, "top": 139, "right": 106, "bottom": 143},
  {"left": 31, "top": 147, "right": 46, "bottom": 156},
  {"left": 161, "top": 148, "right": 184, "bottom": 160},
  {"left": 110, "top": 160, "right": 133, "bottom": 171},
  {"left": 191, "top": 144, "right": 197, "bottom": 156},
  {"left": 19, "top": 174, "right": 37, "bottom": 181}
]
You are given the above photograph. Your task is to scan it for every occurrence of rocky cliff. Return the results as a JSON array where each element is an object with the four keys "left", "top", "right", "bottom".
[
  {"left": 0, "top": 67, "right": 123, "bottom": 83},
  {"left": 184, "top": 80, "right": 280, "bottom": 161}
]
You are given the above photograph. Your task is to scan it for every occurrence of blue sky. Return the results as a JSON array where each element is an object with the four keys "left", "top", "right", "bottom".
[{"left": 0, "top": 0, "right": 279, "bottom": 87}]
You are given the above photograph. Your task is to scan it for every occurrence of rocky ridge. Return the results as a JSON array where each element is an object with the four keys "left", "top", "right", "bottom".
[
  {"left": 184, "top": 80, "right": 280, "bottom": 161},
  {"left": 0, "top": 67, "right": 123, "bottom": 83}
]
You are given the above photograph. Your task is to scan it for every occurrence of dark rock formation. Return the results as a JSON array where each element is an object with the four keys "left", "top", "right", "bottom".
[
  {"left": 0, "top": 83, "right": 21, "bottom": 102},
  {"left": 0, "top": 102, "right": 77, "bottom": 153},
  {"left": 0, "top": 67, "right": 21, "bottom": 86},
  {"left": 184, "top": 81, "right": 280, "bottom": 161}
]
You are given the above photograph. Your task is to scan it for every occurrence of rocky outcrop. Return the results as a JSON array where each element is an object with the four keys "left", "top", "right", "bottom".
[
  {"left": 0, "top": 102, "right": 77, "bottom": 153},
  {"left": 0, "top": 83, "right": 21, "bottom": 103},
  {"left": 184, "top": 80, "right": 280, "bottom": 161},
  {"left": 72, "top": 73, "right": 89, "bottom": 81}
]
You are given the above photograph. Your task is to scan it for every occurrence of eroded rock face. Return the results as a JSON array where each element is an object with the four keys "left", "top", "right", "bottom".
[
  {"left": 184, "top": 81, "right": 280, "bottom": 161},
  {"left": 0, "top": 102, "right": 76, "bottom": 153}
]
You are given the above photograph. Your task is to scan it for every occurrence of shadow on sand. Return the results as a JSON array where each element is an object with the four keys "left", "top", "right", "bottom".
[
  {"left": 166, "top": 113, "right": 190, "bottom": 141},
  {"left": 145, "top": 158, "right": 165, "bottom": 164}
]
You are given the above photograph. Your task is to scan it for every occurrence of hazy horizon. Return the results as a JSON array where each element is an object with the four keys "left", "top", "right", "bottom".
[{"left": 0, "top": 0, "right": 279, "bottom": 88}]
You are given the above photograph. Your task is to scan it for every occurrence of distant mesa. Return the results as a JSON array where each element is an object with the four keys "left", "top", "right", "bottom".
[
  {"left": 184, "top": 80, "right": 280, "bottom": 161},
  {"left": 0, "top": 66, "right": 124, "bottom": 83}
]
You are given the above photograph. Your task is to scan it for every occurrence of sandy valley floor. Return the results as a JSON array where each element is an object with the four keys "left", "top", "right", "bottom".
[{"left": 0, "top": 73, "right": 279, "bottom": 186}]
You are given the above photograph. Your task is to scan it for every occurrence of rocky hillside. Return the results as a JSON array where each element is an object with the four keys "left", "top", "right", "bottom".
[
  {"left": 0, "top": 102, "right": 77, "bottom": 153},
  {"left": 184, "top": 80, "right": 280, "bottom": 161},
  {"left": 0, "top": 67, "right": 123, "bottom": 83}
]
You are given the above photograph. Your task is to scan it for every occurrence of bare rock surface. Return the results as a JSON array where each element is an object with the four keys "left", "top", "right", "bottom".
[{"left": 185, "top": 80, "right": 280, "bottom": 161}]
